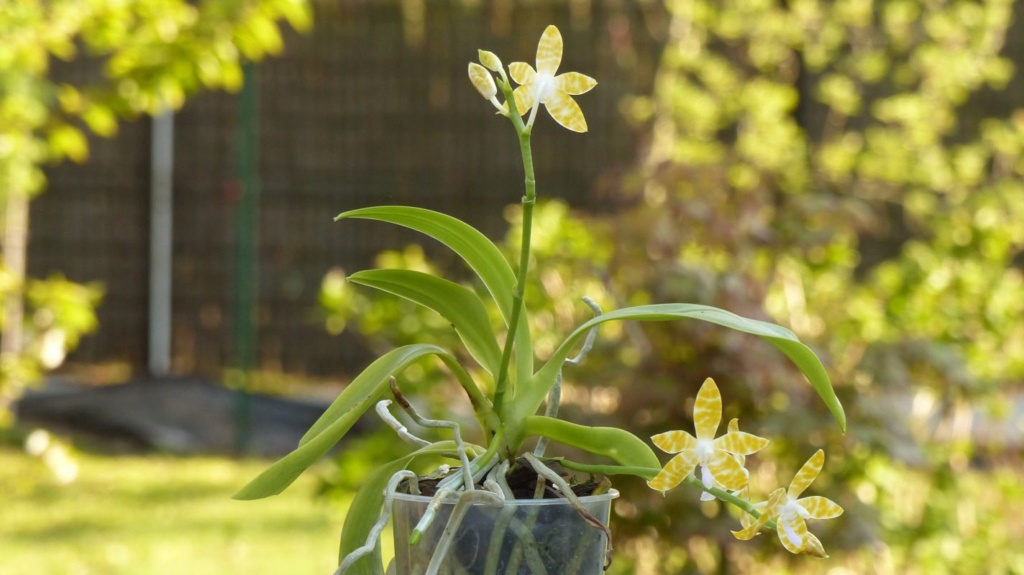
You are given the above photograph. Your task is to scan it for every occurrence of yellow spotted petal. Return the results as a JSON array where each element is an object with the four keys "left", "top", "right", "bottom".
[
  {"left": 507, "top": 84, "right": 535, "bottom": 117},
  {"left": 731, "top": 520, "right": 762, "bottom": 541},
  {"left": 734, "top": 490, "right": 783, "bottom": 540},
  {"left": 544, "top": 89, "right": 587, "bottom": 132},
  {"left": 715, "top": 430, "right": 770, "bottom": 456},
  {"left": 778, "top": 515, "right": 810, "bottom": 554},
  {"left": 509, "top": 62, "right": 535, "bottom": 86},
  {"left": 647, "top": 449, "right": 699, "bottom": 492},
  {"left": 789, "top": 449, "right": 825, "bottom": 499},
  {"left": 706, "top": 451, "right": 748, "bottom": 491},
  {"left": 727, "top": 418, "right": 739, "bottom": 434},
  {"left": 693, "top": 377, "right": 722, "bottom": 441},
  {"left": 738, "top": 504, "right": 757, "bottom": 530},
  {"left": 763, "top": 487, "right": 787, "bottom": 515},
  {"left": 803, "top": 533, "right": 829, "bottom": 558},
  {"left": 651, "top": 429, "right": 697, "bottom": 454},
  {"left": 736, "top": 509, "right": 772, "bottom": 540},
  {"left": 554, "top": 72, "right": 597, "bottom": 95},
  {"left": 536, "top": 25, "right": 562, "bottom": 76},
  {"left": 798, "top": 496, "right": 844, "bottom": 520},
  {"left": 468, "top": 63, "right": 497, "bottom": 100}
]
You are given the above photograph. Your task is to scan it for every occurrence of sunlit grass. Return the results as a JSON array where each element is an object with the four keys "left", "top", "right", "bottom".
[{"left": 0, "top": 446, "right": 346, "bottom": 575}]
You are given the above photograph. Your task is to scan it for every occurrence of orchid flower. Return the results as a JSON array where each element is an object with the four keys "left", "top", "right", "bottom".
[
  {"left": 732, "top": 450, "right": 844, "bottom": 558},
  {"left": 507, "top": 25, "right": 597, "bottom": 132},
  {"left": 648, "top": 378, "right": 769, "bottom": 496}
]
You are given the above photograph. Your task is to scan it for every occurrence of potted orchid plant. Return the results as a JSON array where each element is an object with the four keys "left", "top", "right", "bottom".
[{"left": 236, "top": 25, "right": 847, "bottom": 575}]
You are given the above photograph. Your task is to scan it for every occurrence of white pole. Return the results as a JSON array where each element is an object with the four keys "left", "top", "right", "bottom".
[{"left": 148, "top": 111, "right": 174, "bottom": 376}]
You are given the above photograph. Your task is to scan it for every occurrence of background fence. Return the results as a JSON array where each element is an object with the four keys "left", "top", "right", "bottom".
[{"left": 29, "top": 0, "right": 663, "bottom": 379}]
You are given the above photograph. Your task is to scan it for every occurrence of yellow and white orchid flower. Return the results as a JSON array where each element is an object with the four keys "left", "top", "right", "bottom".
[
  {"left": 507, "top": 25, "right": 597, "bottom": 132},
  {"left": 732, "top": 449, "right": 844, "bottom": 557},
  {"left": 647, "top": 378, "right": 769, "bottom": 495}
]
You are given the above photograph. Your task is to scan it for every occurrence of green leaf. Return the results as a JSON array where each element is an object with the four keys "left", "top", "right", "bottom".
[
  {"left": 523, "top": 415, "right": 661, "bottom": 470},
  {"left": 337, "top": 206, "right": 533, "bottom": 379},
  {"left": 233, "top": 345, "right": 452, "bottom": 500},
  {"left": 348, "top": 269, "right": 502, "bottom": 377},
  {"left": 523, "top": 304, "right": 846, "bottom": 432},
  {"left": 338, "top": 441, "right": 463, "bottom": 574}
]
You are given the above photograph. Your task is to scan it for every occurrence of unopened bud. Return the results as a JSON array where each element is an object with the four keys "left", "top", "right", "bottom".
[
  {"left": 478, "top": 50, "right": 503, "bottom": 72},
  {"left": 468, "top": 63, "right": 497, "bottom": 100}
]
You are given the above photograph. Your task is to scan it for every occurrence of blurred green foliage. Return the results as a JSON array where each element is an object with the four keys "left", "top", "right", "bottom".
[
  {"left": 0, "top": 0, "right": 311, "bottom": 420},
  {"left": 0, "top": 272, "right": 102, "bottom": 424},
  {"left": 321, "top": 0, "right": 1024, "bottom": 572}
]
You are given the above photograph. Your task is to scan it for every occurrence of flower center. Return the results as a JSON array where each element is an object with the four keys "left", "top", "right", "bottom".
[
  {"left": 534, "top": 74, "right": 556, "bottom": 103},
  {"left": 780, "top": 499, "right": 809, "bottom": 521},
  {"left": 695, "top": 439, "right": 715, "bottom": 464}
]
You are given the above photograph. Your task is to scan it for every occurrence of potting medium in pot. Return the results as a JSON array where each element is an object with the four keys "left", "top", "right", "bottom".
[{"left": 392, "top": 490, "right": 618, "bottom": 575}]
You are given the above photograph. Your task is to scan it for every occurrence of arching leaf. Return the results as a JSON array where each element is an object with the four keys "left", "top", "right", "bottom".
[
  {"left": 349, "top": 269, "right": 502, "bottom": 376},
  {"left": 337, "top": 206, "right": 533, "bottom": 379},
  {"left": 234, "top": 344, "right": 455, "bottom": 500},
  {"left": 521, "top": 304, "right": 846, "bottom": 432},
  {"left": 523, "top": 415, "right": 660, "bottom": 470}
]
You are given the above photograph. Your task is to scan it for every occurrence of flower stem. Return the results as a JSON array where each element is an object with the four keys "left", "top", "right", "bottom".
[{"left": 491, "top": 89, "right": 537, "bottom": 432}]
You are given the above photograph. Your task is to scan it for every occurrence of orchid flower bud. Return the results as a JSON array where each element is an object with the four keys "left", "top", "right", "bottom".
[
  {"left": 478, "top": 50, "right": 503, "bottom": 73},
  {"left": 468, "top": 62, "right": 497, "bottom": 100}
]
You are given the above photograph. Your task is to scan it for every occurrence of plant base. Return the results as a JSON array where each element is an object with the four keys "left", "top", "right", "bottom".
[{"left": 392, "top": 490, "right": 617, "bottom": 575}]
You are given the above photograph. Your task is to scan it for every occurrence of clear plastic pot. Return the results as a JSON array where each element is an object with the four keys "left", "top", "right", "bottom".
[{"left": 391, "top": 489, "right": 618, "bottom": 575}]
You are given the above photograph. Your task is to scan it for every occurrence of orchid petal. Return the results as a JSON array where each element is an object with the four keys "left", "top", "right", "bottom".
[
  {"left": 508, "top": 85, "right": 535, "bottom": 117},
  {"left": 803, "top": 532, "right": 829, "bottom": 558},
  {"left": 509, "top": 62, "right": 535, "bottom": 86},
  {"left": 536, "top": 25, "right": 562, "bottom": 76},
  {"left": 778, "top": 515, "right": 809, "bottom": 554},
  {"left": 715, "top": 430, "right": 770, "bottom": 456},
  {"left": 733, "top": 491, "right": 781, "bottom": 540},
  {"left": 693, "top": 377, "right": 722, "bottom": 441},
  {"left": 789, "top": 449, "right": 824, "bottom": 499},
  {"left": 651, "top": 429, "right": 697, "bottom": 453},
  {"left": 543, "top": 90, "right": 587, "bottom": 132},
  {"left": 797, "top": 496, "right": 844, "bottom": 520},
  {"left": 554, "top": 72, "right": 597, "bottom": 95},
  {"left": 647, "top": 449, "right": 699, "bottom": 492},
  {"left": 764, "top": 487, "right": 787, "bottom": 514},
  {"left": 706, "top": 451, "right": 748, "bottom": 491}
]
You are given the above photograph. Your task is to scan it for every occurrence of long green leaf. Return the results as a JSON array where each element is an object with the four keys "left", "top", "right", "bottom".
[
  {"left": 521, "top": 304, "right": 846, "bottom": 432},
  {"left": 337, "top": 206, "right": 533, "bottom": 379},
  {"left": 233, "top": 345, "right": 452, "bottom": 500},
  {"left": 338, "top": 441, "right": 464, "bottom": 575},
  {"left": 349, "top": 269, "right": 502, "bottom": 376},
  {"left": 523, "top": 415, "right": 661, "bottom": 470}
]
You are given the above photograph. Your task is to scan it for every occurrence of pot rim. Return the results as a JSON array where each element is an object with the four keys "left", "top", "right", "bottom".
[{"left": 391, "top": 488, "right": 619, "bottom": 506}]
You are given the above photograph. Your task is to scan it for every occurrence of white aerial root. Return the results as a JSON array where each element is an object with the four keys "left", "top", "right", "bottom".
[
  {"left": 376, "top": 400, "right": 432, "bottom": 448},
  {"left": 389, "top": 377, "right": 475, "bottom": 492},
  {"left": 522, "top": 452, "right": 612, "bottom": 545},
  {"left": 424, "top": 488, "right": 505, "bottom": 575},
  {"left": 342, "top": 299, "right": 608, "bottom": 575},
  {"left": 333, "top": 470, "right": 419, "bottom": 575}
]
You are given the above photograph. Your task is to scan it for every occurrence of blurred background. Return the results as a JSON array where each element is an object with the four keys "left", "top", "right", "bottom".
[{"left": 2, "top": 0, "right": 1023, "bottom": 573}]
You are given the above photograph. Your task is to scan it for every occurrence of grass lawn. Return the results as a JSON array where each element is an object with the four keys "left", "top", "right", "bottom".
[{"left": 0, "top": 446, "right": 350, "bottom": 575}]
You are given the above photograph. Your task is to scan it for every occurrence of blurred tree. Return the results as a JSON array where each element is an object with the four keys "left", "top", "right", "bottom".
[
  {"left": 608, "top": 0, "right": 1024, "bottom": 571},
  {"left": 0, "top": 0, "right": 311, "bottom": 423},
  {"left": 321, "top": 0, "right": 1024, "bottom": 572}
]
